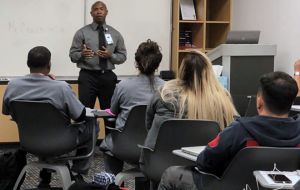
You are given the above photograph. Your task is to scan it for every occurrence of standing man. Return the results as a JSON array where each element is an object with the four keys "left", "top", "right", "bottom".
[{"left": 69, "top": 1, "right": 127, "bottom": 117}]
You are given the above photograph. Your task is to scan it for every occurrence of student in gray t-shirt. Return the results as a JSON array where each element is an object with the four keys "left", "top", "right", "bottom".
[
  {"left": 100, "top": 39, "right": 165, "bottom": 175},
  {"left": 2, "top": 46, "right": 96, "bottom": 187}
]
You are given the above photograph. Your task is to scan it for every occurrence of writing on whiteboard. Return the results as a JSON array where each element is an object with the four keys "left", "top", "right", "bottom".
[{"left": 8, "top": 21, "right": 65, "bottom": 34}]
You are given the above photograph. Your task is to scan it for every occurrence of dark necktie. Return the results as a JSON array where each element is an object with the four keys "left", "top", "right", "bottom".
[{"left": 98, "top": 25, "right": 107, "bottom": 69}]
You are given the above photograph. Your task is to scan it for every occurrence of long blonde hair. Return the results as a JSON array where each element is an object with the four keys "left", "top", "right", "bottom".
[{"left": 160, "top": 50, "right": 236, "bottom": 129}]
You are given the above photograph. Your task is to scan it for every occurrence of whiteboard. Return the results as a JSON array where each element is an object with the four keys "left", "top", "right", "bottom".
[
  {"left": 85, "top": 0, "right": 171, "bottom": 76},
  {"left": 0, "top": 0, "right": 84, "bottom": 77},
  {"left": 0, "top": 0, "right": 171, "bottom": 77}
]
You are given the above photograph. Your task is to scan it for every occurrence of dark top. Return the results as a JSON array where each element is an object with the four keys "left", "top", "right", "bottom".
[{"left": 196, "top": 115, "right": 300, "bottom": 177}]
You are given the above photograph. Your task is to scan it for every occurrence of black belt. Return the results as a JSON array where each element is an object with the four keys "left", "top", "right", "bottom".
[{"left": 81, "top": 69, "right": 111, "bottom": 74}]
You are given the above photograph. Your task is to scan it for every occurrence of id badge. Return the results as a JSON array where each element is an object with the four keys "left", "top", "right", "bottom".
[{"left": 105, "top": 34, "right": 113, "bottom": 44}]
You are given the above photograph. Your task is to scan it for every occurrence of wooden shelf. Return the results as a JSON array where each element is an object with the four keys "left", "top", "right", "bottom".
[
  {"left": 171, "top": 0, "right": 231, "bottom": 75},
  {"left": 206, "top": 21, "right": 230, "bottom": 24},
  {"left": 179, "top": 20, "right": 205, "bottom": 23},
  {"left": 178, "top": 48, "right": 203, "bottom": 52}
]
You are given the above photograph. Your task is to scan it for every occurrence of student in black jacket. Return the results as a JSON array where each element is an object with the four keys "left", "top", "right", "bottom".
[{"left": 158, "top": 71, "right": 300, "bottom": 190}]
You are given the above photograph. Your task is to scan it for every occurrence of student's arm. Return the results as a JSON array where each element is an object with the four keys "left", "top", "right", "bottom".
[
  {"left": 63, "top": 83, "right": 86, "bottom": 121},
  {"left": 196, "top": 123, "right": 244, "bottom": 177},
  {"left": 146, "top": 94, "right": 160, "bottom": 131},
  {"left": 75, "top": 108, "right": 86, "bottom": 122},
  {"left": 2, "top": 82, "right": 12, "bottom": 115},
  {"left": 110, "top": 84, "right": 122, "bottom": 115},
  {"left": 2, "top": 91, "right": 10, "bottom": 115}
]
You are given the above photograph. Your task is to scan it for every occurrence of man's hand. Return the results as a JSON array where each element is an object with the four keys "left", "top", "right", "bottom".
[
  {"left": 47, "top": 74, "right": 56, "bottom": 80},
  {"left": 96, "top": 46, "right": 112, "bottom": 58},
  {"left": 81, "top": 44, "right": 95, "bottom": 58}
]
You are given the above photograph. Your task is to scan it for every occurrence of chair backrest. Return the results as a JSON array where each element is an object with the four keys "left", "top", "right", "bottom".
[
  {"left": 204, "top": 147, "right": 300, "bottom": 190},
  {"left": 111, "top": 105, "right": 147, "bottom": 165},
  {"left": 140, "top": 119, "right": 220, "bottom": 182},
  {"left": 10, "top": 100, "right": 79, "bottom": 158}
]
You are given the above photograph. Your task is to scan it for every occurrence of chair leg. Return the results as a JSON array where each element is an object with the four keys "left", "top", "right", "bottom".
[
  {"left": 50, "top": 165, "right": 72, "bottom": 190},
  {"left": 115, "top": 169, "right": 146, "bottom": 187},
  {"left": 13, "top": 164, "right": 29, "bottom": 190},
  {"left": 37, "top": 163, "right": 72, "bottom": 190},
  {"left": 15, "top": 161, "right": 72, "bottom": 190},
  {"left": 135, "top": 177, "right": 150, "bottom": 190}
]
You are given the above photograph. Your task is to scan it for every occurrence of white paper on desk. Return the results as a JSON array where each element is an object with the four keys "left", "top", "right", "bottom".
[
  {"left": 85, "top": 108, "right": 96, "bottom": 117},
  {"left": 212, "top": 65, "right": 223, "bottom": 76},
  {"left": 291, "top": 105, "right": 300, "bottom": 112},
  {"left": 180, "top": 0, "right": 196, "bottom": 20}
]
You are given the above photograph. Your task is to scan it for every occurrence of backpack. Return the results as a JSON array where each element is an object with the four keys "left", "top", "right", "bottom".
[{"left": 0, "top": 149, "right": 26, "bottom": 190}]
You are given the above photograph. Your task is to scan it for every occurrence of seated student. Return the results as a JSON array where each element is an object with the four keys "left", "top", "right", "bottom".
[
  {"left": 158, "top": 71, "right": 300, "bottom": 190},
  {"left": 100, "top": 39, "right": 165, "bottom": 175},
  {"left": 2, "top": 46, "right": 97, "bottom": 187},
  {"left": 143, "top": 50, "right": 237, "bottom": 150}
]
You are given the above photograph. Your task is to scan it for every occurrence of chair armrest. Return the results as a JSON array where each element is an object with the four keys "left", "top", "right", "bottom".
[
  {"left": 194, "top": 167, "right": 221, "bottom": 180},
  {"left": 69, "top": 121, "right": 86, "bottom": 127},
  {"left": 105, "top": 126, "right": 122, "bottom": 132},
  {"left": 106, "top": 117, "right": 116, "bottom": 122},
  {"left": 138, "top": 144, "right": 154, "bottom": 152},
  {"left": 56, "top": 121, "right": 96, "bottom": 161}
]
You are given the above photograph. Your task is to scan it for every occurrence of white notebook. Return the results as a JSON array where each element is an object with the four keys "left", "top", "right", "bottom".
[{"left": 181, "top": 146, "right": 206, "bottom": 156}]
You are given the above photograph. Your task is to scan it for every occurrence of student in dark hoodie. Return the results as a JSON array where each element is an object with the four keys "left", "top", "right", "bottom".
[{"left": 158, "top": 71, "right": 300, "bottom": 190}]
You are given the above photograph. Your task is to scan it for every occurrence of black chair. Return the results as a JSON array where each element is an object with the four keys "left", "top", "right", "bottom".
[
  {"left": 10, "top": 100, "right": 95, "bottom": 190},
  {"left": 199, "top": 147, "right": 300, "bottom": 190},
  {"left": 105, "top": 105, "right": 148, "bottom": 187},
  {"left": 139, "top": 119, "right": 220, "bottom": 186},
  {"left": 107, "top": 105, "right": 148, "bottom": 165}
]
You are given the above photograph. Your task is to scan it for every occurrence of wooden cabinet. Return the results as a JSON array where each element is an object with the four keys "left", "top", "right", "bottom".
[{"left": 171, "top": 0, "right": 231, "bottom": 74}]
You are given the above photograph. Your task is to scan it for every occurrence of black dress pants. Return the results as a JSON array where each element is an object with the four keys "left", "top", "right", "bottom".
[{"left": 78, "top": 69, "right": 117, "bottom": 129}]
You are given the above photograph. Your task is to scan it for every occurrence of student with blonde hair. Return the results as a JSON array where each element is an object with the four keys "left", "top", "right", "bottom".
[{"left": 143, "top": 50, "right": 237, "bottom": 150}]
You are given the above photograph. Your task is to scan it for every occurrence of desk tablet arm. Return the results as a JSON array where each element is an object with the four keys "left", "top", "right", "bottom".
[
  {"left": 56, "top": 121, "right": 96, "bottom": 161},
  {"left": 138, "top": 144, "right": 154, "bottom": 152},
  {"left": 69, "top": 121, "right": 85, "bottom": 127}
]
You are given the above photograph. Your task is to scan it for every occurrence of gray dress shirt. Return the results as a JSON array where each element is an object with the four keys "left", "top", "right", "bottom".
[{"left": 69, "top": 22, "right": 127, "bottom": 70}]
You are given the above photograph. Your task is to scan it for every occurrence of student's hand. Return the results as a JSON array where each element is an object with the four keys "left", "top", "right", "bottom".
[
  {"left": 96, "top": 46, "right": 112, "bottom": 58},
  {"left": 81, "top": 44, "right": 94, "bottom": 58},
  {"left": 47, "top": 73, "right": 56, "bottom": 80}
]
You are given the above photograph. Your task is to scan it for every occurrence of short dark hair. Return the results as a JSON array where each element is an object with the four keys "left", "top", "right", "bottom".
[
  {"left": 258, "top": 71, "right": 298, "bottom": 115},
  {"left": 27, "top": 46, "right": 51, "bottom": 69}
]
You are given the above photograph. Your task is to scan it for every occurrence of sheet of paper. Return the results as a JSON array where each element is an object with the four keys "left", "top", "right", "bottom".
[{"left": 180, "top": 0, "right": 196, "bottom": 20}]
